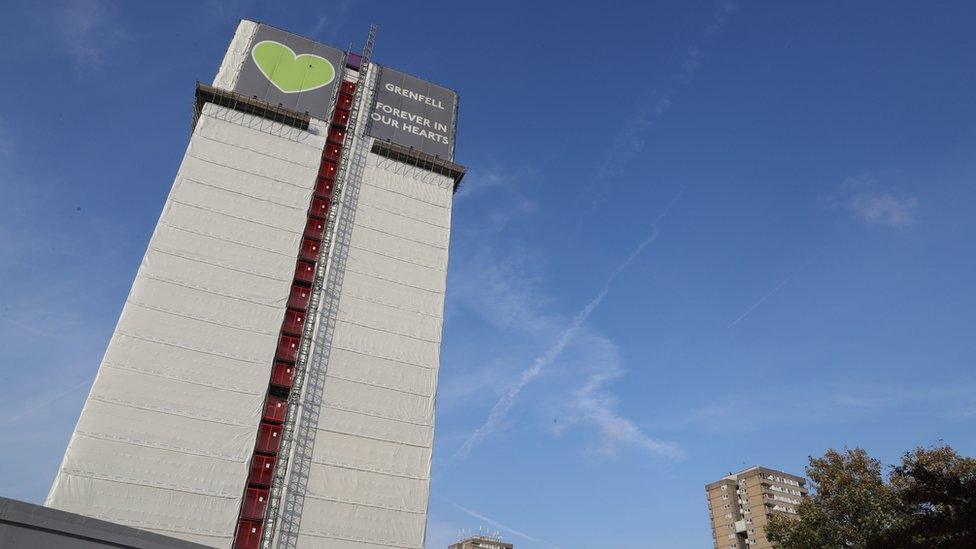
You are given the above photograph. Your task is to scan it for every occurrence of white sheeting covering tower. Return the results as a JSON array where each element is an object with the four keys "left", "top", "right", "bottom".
[
  {"left": 284, "top": 153, "right": 453, "bottom": 549},
  {"left": 47, "top": 19, "right": 462, "bottom": 549}
]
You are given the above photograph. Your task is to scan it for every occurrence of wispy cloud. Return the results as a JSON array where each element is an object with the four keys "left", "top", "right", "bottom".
[
  {"left": 448, "top": 165, "right": 550, "bottom": 331},
  {"left": 450, "top": 246, "right": 553, "bottom": 333},
  {"left": 307, "top": 15, "right": 332, "bottom": 38},
  {"left": 488, "top": 196, "right": 537, "bottom": 233},
  {"left": 306, "top": 0, "right": 355, "bottom": 41},
  {"left": 946, "top": 402, "right": 976, "bottom": 421},
  {"left": 561, "top": 332, "right": 684, "bottom": 459},
  {"left": 437, "top": 355, "right": 519, "bottom": 410},
  {"left": 654, "top": 381, "right": 976, "bottom": 436},
  {"left": 445, "top": 499, "right": 561, "bottom": 548},
  {"left": 831, "top": 174, "right": 918, "bottom": 229},
  {"left": 444, "top": 284, "right": 613, "bottom": 467},
  {"left": 826, "top": 384, "right": 974, "bottom": 415},
  {"left": 456, "top": 166, "right": 537, "bottom": 201},
  {"left": 444, "top": 191, "right": 684, "bottom": 469},
  {"left": 54, "top": 0, "right": 127, "bottom": 70},
  {"left": 597, "top": 1, "right": 737, "bottom": 182}
]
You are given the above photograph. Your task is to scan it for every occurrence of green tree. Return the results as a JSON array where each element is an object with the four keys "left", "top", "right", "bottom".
[
  {"left": 765, "top": 445, "right": 976, "bottom": 549},
  {"left": 880, "top": 446, "right": 976, "bottom": 547},
  {"left": 765, "top": 448, "right": 899, "bottom": 549}
]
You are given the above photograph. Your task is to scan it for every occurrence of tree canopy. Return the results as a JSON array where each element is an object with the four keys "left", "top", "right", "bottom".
[{"left": 765, "top": 445, "right": 976, "bottom": 549}]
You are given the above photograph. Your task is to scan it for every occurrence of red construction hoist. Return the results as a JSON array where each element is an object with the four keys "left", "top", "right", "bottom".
[{"left": 232, "top": 25, "right": 378, "bottom": 549}]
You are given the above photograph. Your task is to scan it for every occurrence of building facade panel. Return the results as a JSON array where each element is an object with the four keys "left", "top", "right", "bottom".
[
  {"left": 48, "top": 103, "right": 326, "bottom": 546},
  {"left": 323, "top": 346, "right": 437, "bottom": 397},
  {"left": 337, "top": 295, "right": 443, "bottom": 343},
  {"left": 304, "top": 464, "right": 429, "bottom": 513},
  {"left": 128, "top": 276, "right": 283, "bottom": 336},
  {"left": 59, "top": 435, "right": 245, "bottom": 498},
  {"left": 101, "top": 333, "right": 270, "bottom": 394},
  {"left": 314, "top": 406, "right": 433, "bottom": 448},
  {"left": 339, "top": 269, "right": 445, "bottom": 317},
  {"left": 296, "top": 497, "right": 426, "bottom": 548}
]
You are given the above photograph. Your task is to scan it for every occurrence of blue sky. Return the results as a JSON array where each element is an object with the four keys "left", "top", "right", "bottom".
[{"left": 1, "top": 1, "right": 975, "bottom": 547}]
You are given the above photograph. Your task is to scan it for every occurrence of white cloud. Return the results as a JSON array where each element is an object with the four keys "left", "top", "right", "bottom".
[
  {"left": 444, "top": 301, "right": 595, "bottom": 467},
  {"left": 488, "top": 196, "right": 537, "bottom": 232},
  {"left": 561, "top": 332, "right": 684, "bottom": 459},
  {"left": 848, "top": 192, "right": 918, "bottom": 228},
  {"left": 307, "top": 14, "right": 331, "bottom": 38},
  {"left": 654, "top": 381, "right": 976, "bottom": 436},
  {"left": 449, "top": 246, "right": 553, "bottom": 333},
  {"left": 596, "top": 1, "right": 737, "bottom": 184},
  {"left": 705, "top": 1, "right": 738, "bottom": 39},
  {"left": 456, "top": 165, "right": 537, "bottom": 201},
  {"left": 444, "top": 194, "right": 684, "bottom": 468},
  {"left": 833, "top": 174, "right": 918, "bottom": 229},
  {"left": 437, "top": 354, "right": 522, "bottom": 410},
  {"left": 305, "top": 0, "right": 355, "bottom": 41},
  {"left": 448, "top": 165, "right": 550, "bottom": 331},
  {"left": 946, "top": 403, "right": 976, "bottom": 421},
  {"left": 54, "top": 0, "right": 126, "bottom": 70}
]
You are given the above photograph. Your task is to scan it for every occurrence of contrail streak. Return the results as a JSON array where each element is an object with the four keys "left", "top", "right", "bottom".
[
  {"left": 728, "top": 256, "right": 816, "bottom": 328},
  {"left": 442, "top": 190, "right": 683, "bottom": 470},
  {"left": 445, "top": 498, "right": 561, "bottom": 548},
  {"left": 1, "top": 376, "right": 93, "bottom": 427},
  {"left": 0, "top": 315, "right": 63, "bottom": 341}
]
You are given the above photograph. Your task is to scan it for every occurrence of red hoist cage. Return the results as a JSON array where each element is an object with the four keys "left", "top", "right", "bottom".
[{"left": 230, "top": 66, "right": 361, "bottom": 549}]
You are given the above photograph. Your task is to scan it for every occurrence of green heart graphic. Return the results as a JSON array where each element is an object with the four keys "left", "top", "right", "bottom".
[{"left": 251, "top": 40, "right": 335, "bottom": 93}]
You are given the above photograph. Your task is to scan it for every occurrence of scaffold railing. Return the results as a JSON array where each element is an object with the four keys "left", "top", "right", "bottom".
[{"left": 260, "top": 24, "right": 379, "bottom": 549}]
